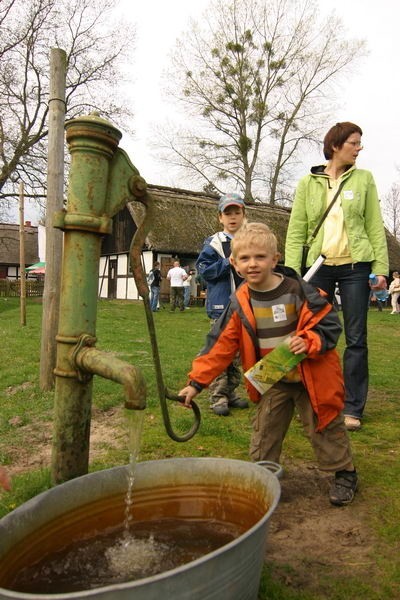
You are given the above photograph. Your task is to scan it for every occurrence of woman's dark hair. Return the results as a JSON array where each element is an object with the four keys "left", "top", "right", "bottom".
[{"left": 323, "top": 122, "right": 363, "bottom": 160}]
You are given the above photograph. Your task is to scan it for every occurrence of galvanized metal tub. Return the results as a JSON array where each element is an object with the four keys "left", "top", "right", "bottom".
[{"left": 0, "top": 457, "right": 280, "bottom": 599}]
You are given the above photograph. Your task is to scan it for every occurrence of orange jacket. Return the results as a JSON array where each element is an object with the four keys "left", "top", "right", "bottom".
[{"left": 189, "top": 274, "right": 344, "bottom": 431}]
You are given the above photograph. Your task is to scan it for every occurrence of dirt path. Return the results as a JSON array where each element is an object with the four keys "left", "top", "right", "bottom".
[{"left": 265, "top": 461, "right": 376, "bottom": 594}]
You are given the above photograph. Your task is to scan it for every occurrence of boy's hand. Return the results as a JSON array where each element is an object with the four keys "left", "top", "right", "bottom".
[
  {"left": 288, "top": 335, "right": 307, "bottom": 355},
  {"left": 0, "top": 467, "right": 11, "bottom": 491},
  {"left": 178, "top": 385, "right": 199, "bottom": 408}
]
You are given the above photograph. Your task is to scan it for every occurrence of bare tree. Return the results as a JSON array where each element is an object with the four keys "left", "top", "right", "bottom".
[
  {"left": 382, "top": 182, "right": 400, "bottom": 241},
  {"left": 0, "top": 0, "right": 134, "bottom": 216},
  {"left": 161, "top": 0, "right": 365, "bottom": 204}
]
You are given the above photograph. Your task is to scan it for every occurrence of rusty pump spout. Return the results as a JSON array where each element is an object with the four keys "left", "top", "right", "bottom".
[
  {"left": 72, "top": 336, "right": 146, "bottom": 410},
  {"left": 51, "top": 114, "right": 147, "bottom": 485}
]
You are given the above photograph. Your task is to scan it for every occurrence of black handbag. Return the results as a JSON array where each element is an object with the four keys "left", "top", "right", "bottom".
[{"left": 300, "top": 179, "right": 347, "bottom": 275}]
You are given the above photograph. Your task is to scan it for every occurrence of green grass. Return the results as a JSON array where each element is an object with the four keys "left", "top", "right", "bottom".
[{"left": 0, "top": 297, "right": 399, "bottom": 598}]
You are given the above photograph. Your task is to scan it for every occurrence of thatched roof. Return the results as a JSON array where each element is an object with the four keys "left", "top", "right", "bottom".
[
  {"left": 127, "top": 184, "right": 291, "bottom": 255},
  {"left": 0, "top": 223, "right": 39, "bottom": 265},
  {"left": 385, "top": 229, "right": 400, "bottom": 272},
  {"left": 127, "top": 184, "right": 400, "bottom": 271}
]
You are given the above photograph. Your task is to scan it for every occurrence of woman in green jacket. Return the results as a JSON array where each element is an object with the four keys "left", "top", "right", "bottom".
[{"left": 285, "top": 122, "right": 389, "bottom": 431}]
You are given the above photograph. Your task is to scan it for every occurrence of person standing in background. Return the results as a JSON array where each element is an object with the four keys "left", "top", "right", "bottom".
[
  {"left": 167, "top": 260, "right": 187, "bottom": 312},
  {"left": 285, "top": 122, "right": 388, "bottom": 432},
  {"left": 183, "top": 269, "right": 194, "bottom": 309},
  {"left": 196, "top": 192, "right": 249, "bottom": 416},
  {"left": 388, "top": 271, "right": 400, "bottom": 314},
  {"left": 148, "top": 261, "right": 162, "bottom": 312}
]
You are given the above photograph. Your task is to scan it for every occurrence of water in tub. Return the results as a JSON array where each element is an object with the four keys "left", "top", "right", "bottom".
[{"left": 8, "top": 410, "right": 240, "bottom": 594}]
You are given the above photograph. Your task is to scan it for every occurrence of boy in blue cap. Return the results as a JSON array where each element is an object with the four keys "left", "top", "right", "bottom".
[{"left": 196, "top": 192, "right": 249, "bottom": 416}]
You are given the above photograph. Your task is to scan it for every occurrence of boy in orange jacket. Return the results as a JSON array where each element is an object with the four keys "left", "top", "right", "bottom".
[{"left": 179, "top": 222, "right": 357, "bottom": 506}]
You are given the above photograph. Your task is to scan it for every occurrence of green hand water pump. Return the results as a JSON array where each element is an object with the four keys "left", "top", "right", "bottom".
[{"left": 51, "top": 114, "right": 200, "bottom": 484}]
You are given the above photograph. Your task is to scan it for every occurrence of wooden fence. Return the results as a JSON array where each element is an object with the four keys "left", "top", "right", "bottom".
[{"left": 0, "top": 280, "right": 44, "bottom": 297}]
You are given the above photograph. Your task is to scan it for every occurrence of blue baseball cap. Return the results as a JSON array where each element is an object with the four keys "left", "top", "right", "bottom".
[{"left": 218, "top": 193, "right": 245, "bottom": 213}]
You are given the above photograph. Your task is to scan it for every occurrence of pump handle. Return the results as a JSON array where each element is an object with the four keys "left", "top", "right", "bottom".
[{"left": 129, "top": 178, "right": 201, "bottom": 442}]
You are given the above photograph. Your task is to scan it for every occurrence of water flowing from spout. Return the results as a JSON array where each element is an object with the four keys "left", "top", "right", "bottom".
[
  {"left": 104, "top": 409, "right": 176, "bottom": 581},
  {"left": 123, "top": 409, "right": 144, "bottom": 536}
]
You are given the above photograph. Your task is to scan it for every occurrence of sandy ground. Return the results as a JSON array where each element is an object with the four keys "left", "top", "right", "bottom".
[{"left": 265, "top": 461, "right": 376, "bottom": 593}]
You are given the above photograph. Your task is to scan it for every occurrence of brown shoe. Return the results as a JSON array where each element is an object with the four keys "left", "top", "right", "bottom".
[
  {"left": 344, "top": 416, "right": 361, "bottom": 431},
  {"left": 211, "top": 403, "right": 229, "bottom": 416},
  {"left": 228, "top": 397, "right": 249, "bottom": 409},
  {"left": 329, "top": 470, "right": 358, "bottom": 506}
]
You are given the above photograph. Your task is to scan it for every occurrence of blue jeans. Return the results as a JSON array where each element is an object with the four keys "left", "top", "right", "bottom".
[
  {"left": 310, "top": 262, "right": 371, "bottom": 419},
  {"left": 150, "top": 285, "right": 160, "bottom": 311}
]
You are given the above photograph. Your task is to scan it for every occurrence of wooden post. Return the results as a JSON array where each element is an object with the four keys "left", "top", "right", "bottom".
[
  {"left": 19, "top": 182, "right": 26, "bottom": 326},
  {"left": 40, "top": 48, "right": 66, "bottom": 391}
]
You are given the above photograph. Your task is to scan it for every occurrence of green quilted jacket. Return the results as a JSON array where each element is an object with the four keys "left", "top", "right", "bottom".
[{"left": 285, "top": 165, "right": 389, "bottom": 276}]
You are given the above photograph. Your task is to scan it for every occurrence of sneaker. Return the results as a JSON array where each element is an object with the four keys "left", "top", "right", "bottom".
[
  {"left": 329, "top": 470, "right": 358, "bottom": 506},
  {"left": 344, "top": 416, "right": 361, "bottom": 431},
  {"left": 228, "top": 397, "right": 249, "bottom": 409},
  {"left": 211, "top": 403, "right": 229, "bottom": 416}
]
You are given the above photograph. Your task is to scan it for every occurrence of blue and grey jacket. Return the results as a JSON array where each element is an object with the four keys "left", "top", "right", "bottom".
[{"left": 196, "top": 231, "right": 239, "bottom": 319}]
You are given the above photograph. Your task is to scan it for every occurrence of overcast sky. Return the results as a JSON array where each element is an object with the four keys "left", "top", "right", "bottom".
[
  {"left": 23, "top": 0, "right": 400, "bottom": 223},
  {"left": 119, "top": 0, "right": 400, "bottom": 198}
]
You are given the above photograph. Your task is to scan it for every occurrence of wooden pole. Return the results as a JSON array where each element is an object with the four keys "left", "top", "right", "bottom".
[
  {"left": 19, "top": 182, "right": 26, "bottom": 327},
  {"left": 40, "top": 48, "right": 66, "bottom": 391}
]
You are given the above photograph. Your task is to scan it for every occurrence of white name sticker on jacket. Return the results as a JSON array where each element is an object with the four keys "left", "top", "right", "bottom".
[
  {"left": 343, "top": 190, "right": 354, "bottom": 200},
  {"left": 272, "top": 304, "right": 287, "bottom": 322}
]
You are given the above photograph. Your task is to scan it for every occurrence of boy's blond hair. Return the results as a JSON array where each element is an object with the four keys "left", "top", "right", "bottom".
[{"left": 231, "top": 222, "right": 278, "bottom": 258}]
